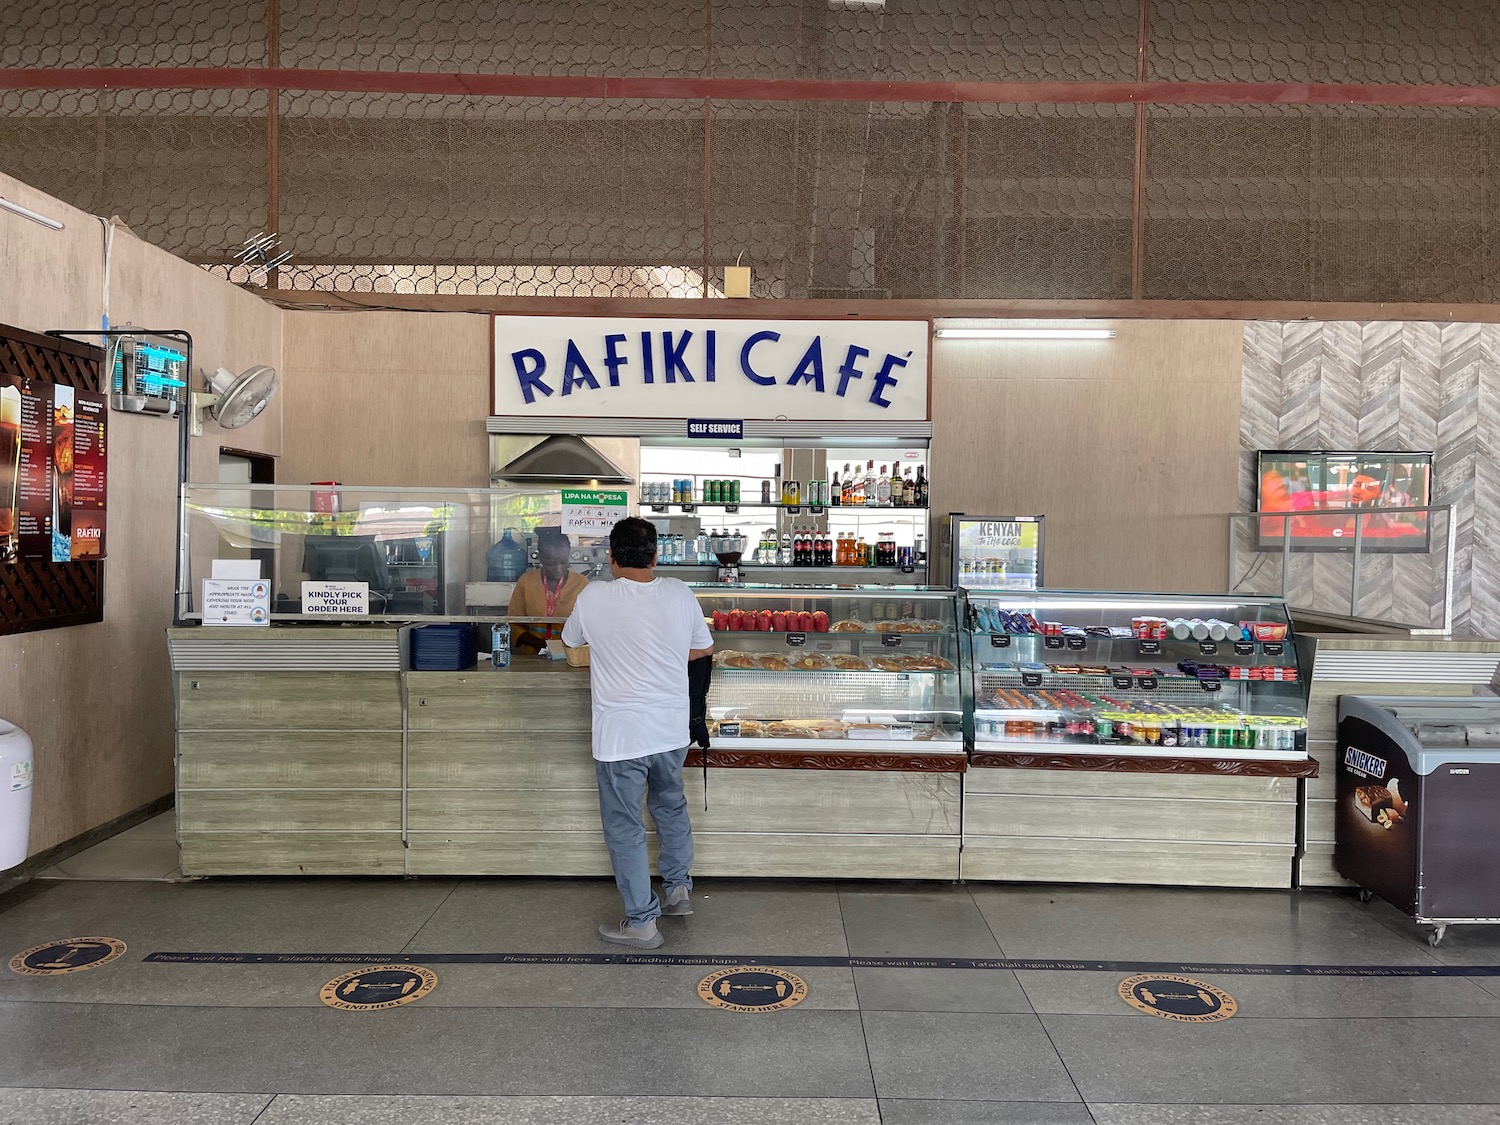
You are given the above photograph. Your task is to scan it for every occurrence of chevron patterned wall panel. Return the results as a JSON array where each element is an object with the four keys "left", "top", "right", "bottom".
[{"left": 1239, "top": 321, "right": 1488, "bottom": 637}]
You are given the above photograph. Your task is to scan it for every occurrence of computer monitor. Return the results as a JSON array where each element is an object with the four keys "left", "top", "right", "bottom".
[{"left": 301, "top": 534, "right": 393, "bottom": 592}]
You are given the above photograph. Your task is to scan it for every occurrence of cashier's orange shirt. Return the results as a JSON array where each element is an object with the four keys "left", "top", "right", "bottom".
[{"left": 508, "top": 569, "right": 589, "bottom": 638}]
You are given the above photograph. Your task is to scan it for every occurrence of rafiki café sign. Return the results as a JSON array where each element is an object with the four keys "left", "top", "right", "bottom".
[{"left": 492, "top": 316, "right": 930, "bottom": 421}]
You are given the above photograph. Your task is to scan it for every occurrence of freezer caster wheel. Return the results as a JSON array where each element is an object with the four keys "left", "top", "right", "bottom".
[
  {"left": 1357, "top": 889, "right": 1373, "bottom": 904},
  {"left": 1428, "top": 925, "right": 1447, "bottom": 947}
]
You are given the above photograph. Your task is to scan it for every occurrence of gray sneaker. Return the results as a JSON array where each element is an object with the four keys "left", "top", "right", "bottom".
[
  {"left": 598, "top": 918, "right": 663, "bottom": 948},
  {"left": 661, "top": 885, "right": 693, "bottom": 916}
]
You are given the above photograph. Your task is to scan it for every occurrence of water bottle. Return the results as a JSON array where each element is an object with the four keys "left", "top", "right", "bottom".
[
  {"left": 491, "top": 623, "right": 511, "bottom": 670},
  {"left": 487, "top": 528, "right": 527, "bottom": 582}
]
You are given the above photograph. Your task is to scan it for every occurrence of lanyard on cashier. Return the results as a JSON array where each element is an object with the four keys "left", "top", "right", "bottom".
[{"left": 541, "top": 572, "right": 565, "bottom": 616}]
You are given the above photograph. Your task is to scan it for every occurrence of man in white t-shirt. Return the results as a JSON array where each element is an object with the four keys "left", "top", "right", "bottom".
[{"left": 562, "top": 517, "right": 713, "bottom": 949}]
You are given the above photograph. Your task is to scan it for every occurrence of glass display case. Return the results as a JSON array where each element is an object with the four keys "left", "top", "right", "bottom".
[
  {"left": 694, "top": 586, "right": 963, "bottom": 754},
  {"left": 964, "top": 591, "right": 1309, "bottom": 761}
]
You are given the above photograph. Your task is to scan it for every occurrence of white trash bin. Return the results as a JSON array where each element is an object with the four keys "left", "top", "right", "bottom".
[{"left": 0, "top": 720, "right": 34, "bottom": 871}]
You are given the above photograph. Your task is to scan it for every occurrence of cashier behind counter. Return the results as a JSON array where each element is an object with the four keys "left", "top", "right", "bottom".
[{"left": 509, "top": 529, "right": 590, "bottom": 653}]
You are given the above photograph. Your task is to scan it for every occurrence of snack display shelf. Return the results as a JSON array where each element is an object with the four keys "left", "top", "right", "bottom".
[
  {"left": 702, "top": 735, "right": 965, "bottom": 754},
  {"left": 970, "top": 735, "right": 1305, "bottom": 763}
]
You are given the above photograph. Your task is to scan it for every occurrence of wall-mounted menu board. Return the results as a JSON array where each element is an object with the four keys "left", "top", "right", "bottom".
[
  {"left": 0, "top": 324, "right": 106, "bottom": 636},
  {"left": 2, "top": 377, "right": 107, "bottom": 563}
]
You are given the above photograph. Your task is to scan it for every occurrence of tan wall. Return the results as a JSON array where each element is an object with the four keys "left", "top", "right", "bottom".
[
  {"left": 280, "top": 310, "right": 492, "bottom": 488},
  {"left": 930, "top": 319, "right": 1244, "bottom": 592},
  {"left": 0, "top": 172, "right": 282, "bottom": 857}
]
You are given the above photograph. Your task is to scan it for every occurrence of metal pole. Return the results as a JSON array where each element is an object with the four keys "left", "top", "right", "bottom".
[
  {"left": 1281, "top": 513, "right": 1291, "bottom": 599},
  {"left": 1350, "top": 511, "right": 1364, "bottom": 618},
  {"left": 1443, "top": 505, "right": 1457, "bottom": 634}
]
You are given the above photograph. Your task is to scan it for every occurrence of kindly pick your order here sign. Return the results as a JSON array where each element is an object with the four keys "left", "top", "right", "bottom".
[{"left": 492, "top": 317, "right": 930, "bottom": 421}]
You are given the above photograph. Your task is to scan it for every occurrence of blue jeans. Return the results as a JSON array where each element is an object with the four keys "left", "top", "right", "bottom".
[{"left": 594, "top": 746, "right": 694, "bottom": 926}]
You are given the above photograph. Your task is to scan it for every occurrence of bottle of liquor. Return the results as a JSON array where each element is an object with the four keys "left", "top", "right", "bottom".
[
  {"left": 876, "top": 464, "right": 891, "bottom": 506},
  {"left": 841, "top": 464, "right": 854, "bottom": 506},
  {"left": 889, "top": 461, "right": 902, "bottom": 507},
  {"left": 902, "top": 466, "right": 916, "bottom": 507},
  {"left": 864, "top": 460, "right": 876, "bottom": 506},
  {"left": 830, "top": 470, "right": 841, "bottom": 506},
  {"left": 915, "top": 464, "right": 928, "bottom": 508},
  {"left": 852, "top": 467, "right": 864, "bottom": 506}
]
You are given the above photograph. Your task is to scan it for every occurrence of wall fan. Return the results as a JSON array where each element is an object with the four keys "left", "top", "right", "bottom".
[{"left": 190, "top": 365, "right": 278, "bottom": 436}]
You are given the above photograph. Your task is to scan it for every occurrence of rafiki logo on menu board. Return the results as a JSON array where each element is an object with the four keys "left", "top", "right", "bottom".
[{"left": 492, "top": 317, "right": 930, "bottom": 421}]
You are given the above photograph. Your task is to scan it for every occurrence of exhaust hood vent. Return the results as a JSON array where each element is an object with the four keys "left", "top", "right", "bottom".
[{"left": 494, "top": 434, "right": 634, "bottom": 484}]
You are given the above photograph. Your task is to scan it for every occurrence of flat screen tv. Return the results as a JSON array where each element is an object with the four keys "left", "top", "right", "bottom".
[{"left": 1255, "top": 451, "right": 1434, "bottom": 552}]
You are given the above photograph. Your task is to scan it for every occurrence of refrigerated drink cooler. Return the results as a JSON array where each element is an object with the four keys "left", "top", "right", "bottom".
[
  {"left": 1336, "top": 695, "right": 1500, "bottom": 946},
  {"left": 937, "top": 514, "right": 1045, "bottom": 591}
]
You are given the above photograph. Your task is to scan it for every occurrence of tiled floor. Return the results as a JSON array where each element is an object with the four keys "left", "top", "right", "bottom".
[
  {"left": 2, "top": 850, "right": 1500, "bottom": 1123},
  {"left": 36, "top": 811, "right": 181, "bottom": 882}
]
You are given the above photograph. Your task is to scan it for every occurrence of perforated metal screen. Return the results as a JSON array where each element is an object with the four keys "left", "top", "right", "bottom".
[{"left": 2, "top": 0, "right": 1499, "bottom": 303}]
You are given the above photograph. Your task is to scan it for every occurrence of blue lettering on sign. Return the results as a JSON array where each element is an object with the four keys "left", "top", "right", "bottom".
[
  {"left": 1344, "top": 746, "right": 1388, "bottom": 778},
  {"left": 662, "top": 330, "right": 695, "bottom": 383},
  {"left": 870, "top": 350, "right": 908, "bottom": 408},
  {"left": 740, "top": 330, "right": 780, "bottom": 386},
  {"left": 512, "top": 349, "right": 552, "bottom": 404},
  {"left": 508, "top": 329, "right": 916, "bottom": 410},
  {"left": 640, "top": 332, "right": 655, "bottom": 384},
  {"left": 837, "top": 345, "right": 869, "bottom": 398},
  {"left": 602, "top": 334, "right": 628, "bottom": 387},
  {"left": 788, "top": 336, "right": 826, "bottom": 392},
  {"left": 561, "top": 340, "right": 601, "bottom": 394}
]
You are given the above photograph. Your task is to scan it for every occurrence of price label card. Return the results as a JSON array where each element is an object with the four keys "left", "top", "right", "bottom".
[
  {"left": 1138, "top": 640, "right": 1161, "bottom": 656},
  {"left": 1066, "top": 636, "right": 1087, "bottom": 651},
  {"left": 1137, "top": 675, "right": 1158, "bottom": 691},
  {"left": 1200, "top": 678, "right": 1222, "bottom": 693},
  {"left": 1233, "top": 641, "right": 1256, "bottom": 657},
  {"left": 1262, "top": 641, "right": 1285, "bottom": 657},
  {"left": 1199, "top": 641, "right": 1218, "bottom": 656},
  {"left": 720, "top": 722, "right": 741, "bottom": 737},
  {"left": 786, "top": 632, "right": 807, "bottom": 647},
  {"left": 724, "top": 504, "right": 739, "bottom": 515},
  {"left": 809, "top": 505, "right": 825, "bottom": 515},
  {"left": 786, "top": 505, "right": 801, "bottom": 515},
  {"left": 1021, "top": 671, "right": 1043, "bottom": 688},
  {"left": 1112, "top": 674, "right": 1134, "bottom": 690},
  {"left": 1044, "top": 636, "right": 1064, "bottom": 650},
  {"left": 649, "top": 505, "right": 668, "bottom": 514},
  {"left": 990, "top": 633, "right": 1011, "bottom": 648},
  {"left": 881, "top": 633, "right": 902, "bottom": 647},
  {"left": 679, "top": 503, "right": 696, "bottom": 514}
]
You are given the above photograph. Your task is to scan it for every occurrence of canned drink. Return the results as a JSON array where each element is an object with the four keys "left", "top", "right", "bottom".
[
  {"left": 729, "top": 479, "right": 740, "bottom": 503},
  {"left": 705, "top": 479, "right": 718, "bottom": 504},
  {"left": 761, "top": 480, "right": 772, "bottom": 504}
]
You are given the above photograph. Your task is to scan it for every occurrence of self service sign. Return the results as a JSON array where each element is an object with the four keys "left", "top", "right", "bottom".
[{"left": 492, "top": 317, "right": 929, "bottom": 421}]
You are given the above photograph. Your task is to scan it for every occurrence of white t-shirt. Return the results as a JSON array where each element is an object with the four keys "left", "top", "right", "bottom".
[{"left": 561, "top": 576, "right": 713, "bottom": 762}]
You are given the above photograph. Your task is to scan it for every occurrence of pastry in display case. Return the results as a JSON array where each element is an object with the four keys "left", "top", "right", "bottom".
[
  {"left": 694, "top": 586, "right": 963, "bottom": 753},
  {"left": 964, "top": 591, "right": 1309, "bottom": 761}
]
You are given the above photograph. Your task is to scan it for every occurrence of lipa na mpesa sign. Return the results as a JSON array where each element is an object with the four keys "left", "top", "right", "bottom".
[{"left": 492, "top": 317, "right": 929, "bottom": 421}]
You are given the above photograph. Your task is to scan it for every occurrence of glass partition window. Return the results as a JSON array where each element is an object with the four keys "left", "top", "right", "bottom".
[
  {"left": 693, "top": 587, "right": 962, "bottom": 753},
  {"left": 181, "top": 483, "right": 612, "bottom": 621},
  {"left": 964, "top": 590, "right": 1308, "bottom": 761}
]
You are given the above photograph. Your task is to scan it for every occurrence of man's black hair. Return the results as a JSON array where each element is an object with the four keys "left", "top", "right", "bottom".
[{"left": 610, "top": 517, "right": 658, "bottom": 569}]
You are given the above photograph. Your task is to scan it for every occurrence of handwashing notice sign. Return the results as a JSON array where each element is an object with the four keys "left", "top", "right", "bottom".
[{"left": 301, "top": 581, "right": 370, "bottom": 616}]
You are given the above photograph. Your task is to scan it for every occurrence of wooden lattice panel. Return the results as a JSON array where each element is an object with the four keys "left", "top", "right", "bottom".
[{"left": 0, "top": 323, "right": 104, "bottom": 636}]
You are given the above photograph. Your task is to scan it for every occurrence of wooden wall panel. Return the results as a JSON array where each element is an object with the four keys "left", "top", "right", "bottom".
[
  {"left": 178, "top": 731, "right": 403, "bottom": 788},
  {"left": 961, "top": 836, "right": 1293, "bottom": 888},
  {"left": 407, "top": 670, "right": 591, "bottom": 732},
  {"left": 965, "top": 793, "right": 1296, "bottom": 845},
  {"left": 694, "top": 832, "right": 960, "bottom": 880},
  {"left": 177, "top": 789, "right": 402, "bottom": 832},
  {"left": 407, "top": 732, "right": 596, "bottom": 788},
  {"left": 181, "top": 832, "right": 404, "bottom": 876},
  {"left": 930, "top": 320, "right": 1244, "bottom": 592},
  {"left": 280, "top": 310, "right": 493, "bottom": 488},
  {"left": 700, "top": 770, "right": 961, "bottom": 836},
  {"left": 176, "top": 672, "right": 402, "bottom": 729},
  {"left": 0, "top": 171, "right": 284, "bottom": 858}
]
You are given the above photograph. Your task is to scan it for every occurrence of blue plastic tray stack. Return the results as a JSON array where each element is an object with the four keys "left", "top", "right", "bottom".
[{"left": 410, "top": 623, "right": 479, "bottom": 671}]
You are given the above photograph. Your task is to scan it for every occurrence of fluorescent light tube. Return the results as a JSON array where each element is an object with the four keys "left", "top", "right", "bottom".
[
  {"left": 0, "top": 196, "right": 65, "bottom": 231},
  {"left": 934, "top": 327, "right": 1115, "bottom": 340}
]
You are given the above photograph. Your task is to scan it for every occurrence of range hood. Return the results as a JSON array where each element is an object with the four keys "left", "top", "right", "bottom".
[{"left": 493, "top": 434, "right": 634, "bottom": 484}]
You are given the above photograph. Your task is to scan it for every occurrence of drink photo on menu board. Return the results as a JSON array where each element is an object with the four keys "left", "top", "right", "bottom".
[
  {"left": 0, "top": 383, "right": 18, "bottom": 563},
  {"left": 51, "top": 384, "right": 74, "bottom": 563}
]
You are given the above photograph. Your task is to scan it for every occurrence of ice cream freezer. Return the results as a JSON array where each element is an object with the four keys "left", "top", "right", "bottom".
[{"left": 1336, "top": 695, "right": 1500, "bottom": 945}]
